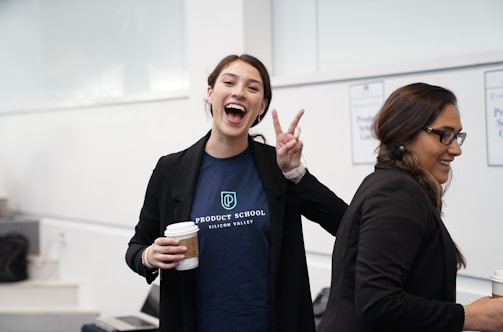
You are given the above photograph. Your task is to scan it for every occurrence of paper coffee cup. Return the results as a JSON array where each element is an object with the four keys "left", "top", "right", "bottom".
[
  {"left": 490, "top": 270, "right": 503, "bottom": 297},
  {"left": 164, "top": 221, "right": 199, "bottom": 271}
]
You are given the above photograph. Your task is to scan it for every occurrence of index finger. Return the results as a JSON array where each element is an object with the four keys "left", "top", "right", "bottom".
[
  {"left": 156, "top": 236, "right": 180, "bottom": 246},
  {"left": 272, "top": 109, "right": 284, "bottom": 136}
]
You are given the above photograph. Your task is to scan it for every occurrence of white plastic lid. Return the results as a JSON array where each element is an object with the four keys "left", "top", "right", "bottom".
[
  {"left": 490, "top": 270, "right": 503, "bottom": 282},
  {"left": 164, "top": 221, "right": 199, "bottom": 237}
]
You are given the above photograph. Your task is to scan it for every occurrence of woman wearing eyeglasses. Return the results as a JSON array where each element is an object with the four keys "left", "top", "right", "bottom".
[{"left": 318, "top": 82, "right": 503, "bottom": 332}]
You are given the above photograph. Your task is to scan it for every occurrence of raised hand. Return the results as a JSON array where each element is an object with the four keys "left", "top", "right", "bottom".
[{"left": 272, "top": 108, "right": 305, "bottom": 173}]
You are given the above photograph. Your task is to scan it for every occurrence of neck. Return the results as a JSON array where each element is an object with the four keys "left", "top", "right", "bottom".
[{"left": 205, "top": 132, "right": 249, "bottom": 158}]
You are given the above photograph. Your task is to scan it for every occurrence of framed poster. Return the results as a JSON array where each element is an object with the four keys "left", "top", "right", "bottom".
[
  {"left": 349, "top": 81, "right": 384, "bottom": 165},
  {"left": 485, "top": 69, "right": 503, "bottom": 166}
]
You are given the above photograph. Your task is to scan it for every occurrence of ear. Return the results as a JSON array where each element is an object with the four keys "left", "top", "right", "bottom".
[
  {"left": 259, "top": 99, "right": 268, "bottom": 116},
  {"left": 207, "top": 86, "right": 213, "bottom": 104}
]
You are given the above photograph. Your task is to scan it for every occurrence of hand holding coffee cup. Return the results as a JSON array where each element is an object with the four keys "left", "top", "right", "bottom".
[
  {"left": 490, "top": 270, "right": 503, "bottom": 298},
  {"left": 164, "top": 221, "right": 199, "bottom": 271}
]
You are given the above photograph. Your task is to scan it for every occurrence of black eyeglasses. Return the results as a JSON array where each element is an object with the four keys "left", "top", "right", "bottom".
[{"left": 423, "top": 127, "right": 467, "bottom": 146}]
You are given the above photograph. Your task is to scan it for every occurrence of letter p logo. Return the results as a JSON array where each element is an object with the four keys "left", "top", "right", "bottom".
[{"left": 221, "top": 191, "right": 237, "bottom": 210}]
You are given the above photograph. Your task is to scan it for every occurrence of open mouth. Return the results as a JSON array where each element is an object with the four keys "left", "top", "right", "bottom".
[{"left": 225, "top": 103, "right": 246, "bottom": 120}]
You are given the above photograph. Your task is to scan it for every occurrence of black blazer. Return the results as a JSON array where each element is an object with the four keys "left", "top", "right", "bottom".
[
  {"left": 317, "top": 163, "right": 465, "bottom": 332},
  {"left": 126, "top": 132, "right": 347, "bottom": 332}
]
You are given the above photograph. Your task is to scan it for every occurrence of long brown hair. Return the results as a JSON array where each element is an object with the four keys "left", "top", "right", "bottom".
[{"left": 371, "top": 82, "right": 466, "bottom": 268}]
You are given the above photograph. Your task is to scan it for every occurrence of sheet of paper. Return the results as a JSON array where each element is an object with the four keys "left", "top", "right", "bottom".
[
  {"left": 349, "top": 81, "right": 384, "bottom": 164},
  {"left": 485, "top": 69, "right": 503, "bottom": 166}
]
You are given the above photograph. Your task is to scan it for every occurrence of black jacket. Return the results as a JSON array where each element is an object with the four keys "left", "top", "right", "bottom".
[
  {"left": 126, "top": 132, "right": 347, "bottom": 332},
  {"left": 317, "top": 163, "right": 464, "bottom": 332}
]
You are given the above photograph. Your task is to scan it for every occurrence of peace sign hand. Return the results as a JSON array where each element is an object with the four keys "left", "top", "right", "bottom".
[{"left": 272, "top": 108, "right": 305, "bottom": 173}]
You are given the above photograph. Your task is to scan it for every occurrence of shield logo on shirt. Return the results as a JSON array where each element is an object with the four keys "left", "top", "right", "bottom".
[{"left": 221, "top": 191, "right": 237, "bottom": 210}]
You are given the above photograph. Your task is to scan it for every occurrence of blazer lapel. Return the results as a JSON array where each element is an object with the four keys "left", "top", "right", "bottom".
[
  {"left": 249, "top": 138, "right": 287, "bottom": 306},
  {"left": 171, "top": 132, "right": 210, "bottom": 222}
]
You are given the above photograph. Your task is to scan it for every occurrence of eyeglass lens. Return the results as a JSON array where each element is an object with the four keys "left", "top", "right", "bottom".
[{"left": 443, "top": 129, "right": 465, "bottom": 146}]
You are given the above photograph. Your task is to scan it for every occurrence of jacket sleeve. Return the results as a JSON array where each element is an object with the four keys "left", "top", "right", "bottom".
[
  {"left": 290, "top": 169, "right": 348, "bottom": 236},
  {"left": 125, "top": 157, "right": 164, "bottom": 284}
]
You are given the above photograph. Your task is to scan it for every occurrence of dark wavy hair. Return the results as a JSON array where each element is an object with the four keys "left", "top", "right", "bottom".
[
  {"left": 206, "top": 54, "right": 272, "bottom": 128},
  {"left": 371, "top": 82, "right": 466, "bottom": 268}
]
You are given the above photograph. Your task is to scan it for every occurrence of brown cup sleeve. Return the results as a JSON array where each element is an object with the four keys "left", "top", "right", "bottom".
[{"left": 179, "top": 235, "right": 199, "bottom": 259}]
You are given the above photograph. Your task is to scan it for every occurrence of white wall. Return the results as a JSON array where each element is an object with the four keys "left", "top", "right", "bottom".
[
  {"left": 0, "top": 0, "right": 501, "bottom": 317},
  {"left": 272, "top": 0, "right": 503, "bottom": 75}
]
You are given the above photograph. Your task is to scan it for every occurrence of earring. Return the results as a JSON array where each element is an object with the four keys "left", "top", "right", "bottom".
[
  {"left": 398, "top": 145, "right": 405, "bottom": 152},
  {"left": 257, "top": 114, "right": 262, "bottom": 123}
]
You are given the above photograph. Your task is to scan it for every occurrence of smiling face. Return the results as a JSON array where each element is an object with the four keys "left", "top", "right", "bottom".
[
  {"left": 406, "top": 104, "right": 463, "bottom": 184},
  {"left": 207, "top": 59, "right": 268, "bottom": 140}
]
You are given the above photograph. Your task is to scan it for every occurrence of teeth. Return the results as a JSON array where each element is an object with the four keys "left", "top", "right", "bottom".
[
  {"left": 439, "top": 160, "right": 450, "bottom": 166},
  {"left": 226, "top": 103, "right": 245, "bottom": 112}
]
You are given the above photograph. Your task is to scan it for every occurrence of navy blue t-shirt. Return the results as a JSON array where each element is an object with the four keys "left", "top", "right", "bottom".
[{"left": 190, "top": 148, "right": 271, "bottom": 332}]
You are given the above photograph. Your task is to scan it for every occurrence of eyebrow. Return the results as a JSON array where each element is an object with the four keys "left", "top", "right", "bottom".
[
  {"left": 220, "top": 73, "right": 263, "bottom": 87},
  {"left": 436, "top": 126, "right": 464, "bottom": 133}
]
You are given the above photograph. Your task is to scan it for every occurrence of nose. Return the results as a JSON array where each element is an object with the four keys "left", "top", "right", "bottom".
[
  {"left": 448, "top": 140, "right": 462, "bottom": 156},
  {"left": 232, "top": 83, "right": 246, "bottom": 98}
]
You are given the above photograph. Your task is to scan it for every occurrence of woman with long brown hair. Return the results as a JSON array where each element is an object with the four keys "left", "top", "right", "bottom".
[{"left": 318, "top": 82, "right": 503, "bottom": 332}]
